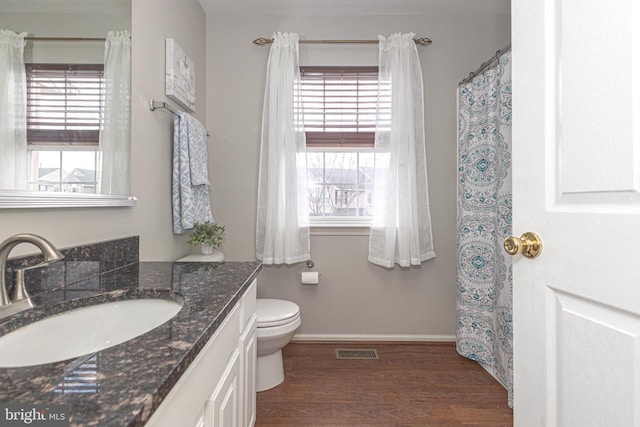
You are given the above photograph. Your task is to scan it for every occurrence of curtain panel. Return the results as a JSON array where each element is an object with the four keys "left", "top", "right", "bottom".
[
  {"left": 256, "top": 32, "right": 310, "bottom": 265},
  {"left": 99, "top": 30, "right": 131, "bottom": 195},
  {"left": 0, "top": 29, "right": 27, "bottom": 190},
  {"left": 368, "top": 32, "right": 436, "bottom": 268}
]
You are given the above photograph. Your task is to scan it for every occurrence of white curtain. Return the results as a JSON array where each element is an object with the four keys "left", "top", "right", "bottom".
[
  {"left": 368, "top": 33, "right": 436, "bottom": 268},
  {"left": 99, "top": 30, "right": 131, "bottom": 195},
  {"left": 256, "top": 32, "right": 310, "bottom": 265},
  {"left": 0, "top": 29, "right": 27, "bottom": 190}
]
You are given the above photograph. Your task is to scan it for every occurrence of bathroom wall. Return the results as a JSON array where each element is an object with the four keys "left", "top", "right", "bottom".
[
  {"left": 130, "top": 0, "right": 206, "bottom": 261},
  {"left": 206, "top": 13, "right": 510, "bottom": 338},
  {"left": 0, "top": 0, "right": 205, "bottom": 261},
  {"left": 0, "top": 11, "right": 128, "bottom": 63}
]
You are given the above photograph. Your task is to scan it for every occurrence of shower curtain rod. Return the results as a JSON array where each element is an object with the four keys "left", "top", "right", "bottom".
[
  {"left": 253, "top": 36, "right": 432, "bottom": 46},
  {"left": 459, "top": 43, "right": 511, "bottom": 85},
  {"left": 25, "top": 36, "right": 105, "bottom": 42}
]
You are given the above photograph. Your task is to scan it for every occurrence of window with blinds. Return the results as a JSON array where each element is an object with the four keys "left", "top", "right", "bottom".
[
  {"left": 26, "top": 63, "right": 104, "bottom": 146},
  {"left": 299, "top": 66, "right": 387, "bottom": 147}
]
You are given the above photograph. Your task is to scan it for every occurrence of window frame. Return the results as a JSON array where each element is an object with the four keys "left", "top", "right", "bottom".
[
  {"left": 1, "top": 63, "right": 135, "bottom": 207},
  {"left": 306, "top": 146, "right": 374, "bottom": 230},
  {"left": 300, "top": 66, "right": 382, "bottom": 229},
  {"left": 26, "top": 146, "right": 99, "bottom": 194},
  {"left": 25, "top": 63, "right": 104, "bottom": 195}
]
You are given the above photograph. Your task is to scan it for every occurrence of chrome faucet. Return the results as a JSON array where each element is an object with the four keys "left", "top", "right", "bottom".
[{"left": 0, "top": 234, "right": 65, "bottom": 309}]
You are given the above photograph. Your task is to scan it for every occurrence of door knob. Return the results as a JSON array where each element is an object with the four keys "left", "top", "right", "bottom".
[{"left": 503, "top": 232, "right": 542, "bottom": 258}]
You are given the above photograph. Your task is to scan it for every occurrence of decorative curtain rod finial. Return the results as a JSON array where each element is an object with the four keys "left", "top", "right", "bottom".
[
  {"left": 253, "top": 37, "right": 273, "bottom": 45},
  {"left": 414, "top": 37, "right": 433, "bottom": 46}
]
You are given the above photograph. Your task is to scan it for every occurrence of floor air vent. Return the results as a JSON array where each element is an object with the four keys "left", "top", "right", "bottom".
[{"left": 335, "top": 349, "right": 379, "bottom": 360}]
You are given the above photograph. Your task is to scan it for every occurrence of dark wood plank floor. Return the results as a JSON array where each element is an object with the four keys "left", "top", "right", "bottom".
[{"left": 256, "top": 342, "right": 513, "bottom": 427}]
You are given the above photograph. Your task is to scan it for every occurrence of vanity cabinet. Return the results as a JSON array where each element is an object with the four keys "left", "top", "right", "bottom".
[
  {"left": 207, "top": 349, "right": 241, "bottom": 426},
  {"left": 239, "top": 305, "right": 257, "bottom": 426},
  {"left": 146, "top": 279, "right": 257, "bottom": 427}
]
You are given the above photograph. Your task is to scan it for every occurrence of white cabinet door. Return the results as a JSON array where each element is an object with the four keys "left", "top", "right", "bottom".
[
  {"left": 207, "top": 349, "right": 241, "bottom": 427},
  {"left": 513, "top": 0, "right": 640, "bottom": 425},
  {"left": 240, "top": 314, "right": 257, "bottom": 427},
  {"left": 146, "top": 304, "right": 241, "bottom": 427}
]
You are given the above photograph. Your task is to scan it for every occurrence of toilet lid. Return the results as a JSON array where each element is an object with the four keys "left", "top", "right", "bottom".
[{"left": 256, "top": 299, "right": 300, "bottom": 327}]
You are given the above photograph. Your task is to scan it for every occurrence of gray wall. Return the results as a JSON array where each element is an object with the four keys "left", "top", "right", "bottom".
[
  {"left": 130, "top": 0, "right": 206, "bottom": 261},
  {"left": 0, "top": 12, "right": 128, "bottom": 63},
  {"left": 0, "top": 0, "right": 206, "bottom": 260},
  {"left": 206, "top": 13, "right": 510, "bottom": 339}
]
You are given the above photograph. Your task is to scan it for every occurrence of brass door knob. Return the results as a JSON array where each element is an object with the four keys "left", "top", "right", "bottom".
[{"left": 503, "top": 232, "right": 542, "bottom": 258}]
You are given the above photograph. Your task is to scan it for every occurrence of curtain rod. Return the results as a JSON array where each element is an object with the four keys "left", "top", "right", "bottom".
[
  {"left": 253, "top": 37, "right": 432, "bottom": 46},
  {"left": 459, "top": 43, "right": 511, "bottom": 85},
  {"left": 25, "top": 37, "right": 105, "bottom": 42}
]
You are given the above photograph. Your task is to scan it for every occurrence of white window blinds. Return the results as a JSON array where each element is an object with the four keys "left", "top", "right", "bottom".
[
  {"left": 26, "top": 63, "right": 104, "bottom": 145},
  {"left": 300, "top": 66, "right": 387, "bottom": 147}
]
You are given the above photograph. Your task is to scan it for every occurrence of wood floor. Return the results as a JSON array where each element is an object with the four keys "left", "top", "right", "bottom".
[{"left": 256, "top": 342, "right": 513, "bottom": 427}]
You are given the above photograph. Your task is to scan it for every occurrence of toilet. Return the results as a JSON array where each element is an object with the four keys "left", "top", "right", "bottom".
[{"left": 256, "top": 299, "right": 301, "bottom": 392}]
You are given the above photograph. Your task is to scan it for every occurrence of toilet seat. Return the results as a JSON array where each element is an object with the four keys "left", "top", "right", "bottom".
[{"left": 257, "top": 299, "right": 300, "bottom": 328}]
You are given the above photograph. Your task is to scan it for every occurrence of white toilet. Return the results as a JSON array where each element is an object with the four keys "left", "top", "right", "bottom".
[{"left": 256, "top": 299, "right": 301, "bottom": 392}]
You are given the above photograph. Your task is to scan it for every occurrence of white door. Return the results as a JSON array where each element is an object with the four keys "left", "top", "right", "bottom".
[{"left": 512, "top": 0, "right": 640, "bottom": 425}]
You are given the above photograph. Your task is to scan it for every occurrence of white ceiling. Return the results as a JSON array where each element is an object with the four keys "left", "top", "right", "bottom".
[
  {"left": 0, "top": 0, "right": 129, "bottom": 14},
  {"left": 0, "top": 0, "right": 509, "bottom": 17},
  {"left": 197, "top": 0, "right": 510, "bottom": 16}
]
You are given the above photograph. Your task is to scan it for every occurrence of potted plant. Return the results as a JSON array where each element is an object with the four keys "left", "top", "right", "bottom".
[{"left": 187, "top": 221, "right": 226, "bottom": 257}]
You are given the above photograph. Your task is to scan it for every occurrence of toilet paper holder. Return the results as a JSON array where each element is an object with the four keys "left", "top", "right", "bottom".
[
  {"left": 297, "top": 259, "right": 319, "bottom": 284},
  {"left": 297, "top": 259, "right": 315, "bottom": 276}
]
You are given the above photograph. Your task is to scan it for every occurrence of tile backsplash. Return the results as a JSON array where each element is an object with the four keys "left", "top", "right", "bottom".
[{"left": 3, "top": 236, "right": 139, "bottom": 297}]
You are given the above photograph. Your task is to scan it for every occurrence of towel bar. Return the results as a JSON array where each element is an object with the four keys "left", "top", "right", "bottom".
[{"left": 149, "top": 98, "right": 209, "bottom": 137}]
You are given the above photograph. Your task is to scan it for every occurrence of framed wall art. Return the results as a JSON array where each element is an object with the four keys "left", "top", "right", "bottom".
[{"left": 165, "top": 38, "right": 196, "bottom": 112}]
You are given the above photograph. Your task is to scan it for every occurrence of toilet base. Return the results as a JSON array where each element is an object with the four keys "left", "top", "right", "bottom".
[{"left": 256, "top": 350, "right": 284, "bottom": 392}]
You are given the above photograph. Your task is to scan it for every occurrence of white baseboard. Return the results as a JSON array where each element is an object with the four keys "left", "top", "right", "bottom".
[{"left": 292, "top": 333, "right": 456, "bottom": 343}]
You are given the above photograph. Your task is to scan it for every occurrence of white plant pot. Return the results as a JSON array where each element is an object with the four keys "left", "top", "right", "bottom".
[{"left": 200, "top": 243, "right": 213, "bottom": 255}]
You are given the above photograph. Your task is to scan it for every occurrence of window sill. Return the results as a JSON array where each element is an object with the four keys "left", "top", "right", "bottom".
[
  {"left": 310, "top": 219, "right": 370, "bottom": 236},
  {"left": 0, "top": 191, "right": 137, "bottom": 208}
]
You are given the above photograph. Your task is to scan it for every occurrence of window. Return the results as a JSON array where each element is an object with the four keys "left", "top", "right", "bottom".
[
  {"left": 54, "top": 354, "right": 100, "bottom": 394},
  {"left": 300, "top": 66, "right": 388, "bottom": 226},
  {"left": 306, "top": 151, "right": 374, "bottom": 222},
  {"left": 25, "top": 63, "right": 103, "bottom": 193}
]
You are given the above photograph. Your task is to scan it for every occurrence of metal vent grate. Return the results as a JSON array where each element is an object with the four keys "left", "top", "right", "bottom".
[{"left": 335, "top": 349, "right": 379, "bottom": 360}]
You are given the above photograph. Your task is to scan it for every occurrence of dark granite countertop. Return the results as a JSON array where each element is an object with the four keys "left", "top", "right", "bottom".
[{"left": 0, "top": 261, "right": 262, "bottom": 427}]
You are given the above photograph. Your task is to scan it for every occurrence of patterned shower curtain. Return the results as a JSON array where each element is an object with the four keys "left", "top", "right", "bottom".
[{"left": 456, "top": 50, "right": 513, "bottom": 406}]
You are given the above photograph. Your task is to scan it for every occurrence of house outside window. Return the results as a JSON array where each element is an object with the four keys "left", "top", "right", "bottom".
[
  {"left": 300, "top": 66, "right": 388, "bottom": 227},
  {"left": 25, "top": 63, "right": 103, "bottom": 194}
]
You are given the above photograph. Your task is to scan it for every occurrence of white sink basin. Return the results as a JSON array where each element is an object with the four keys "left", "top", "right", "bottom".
[{"left": 0, "top": 298, "right": 183, "bottom": 368}]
